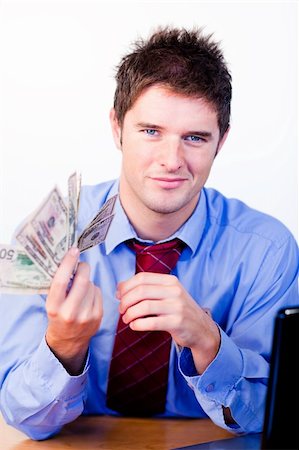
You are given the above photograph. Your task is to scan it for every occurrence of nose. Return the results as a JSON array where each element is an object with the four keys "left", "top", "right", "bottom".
[{"left": 158, "top": 138, "right": 184, "bottom": 172}]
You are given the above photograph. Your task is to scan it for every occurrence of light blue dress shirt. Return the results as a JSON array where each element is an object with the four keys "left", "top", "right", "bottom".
[{"left": 0, "top": 180, "right": 298, "bottom": 440}]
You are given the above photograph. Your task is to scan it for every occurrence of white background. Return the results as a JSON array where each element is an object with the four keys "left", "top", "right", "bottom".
[{"left": 0, "top": 0, "right": 297, "bottom": 242}]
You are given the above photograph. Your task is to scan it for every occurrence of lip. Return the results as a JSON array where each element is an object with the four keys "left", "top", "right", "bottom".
[{"left": 150, "top": 176, "right": 188, "bottom": 189}]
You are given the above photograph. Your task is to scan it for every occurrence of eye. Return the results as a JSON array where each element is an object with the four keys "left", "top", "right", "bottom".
[
  {"left": 184, "top": 135, "right": 204, "bottom": 142},
  {"left": 143, "top": 129, "right": 158, "bottom": 136}
]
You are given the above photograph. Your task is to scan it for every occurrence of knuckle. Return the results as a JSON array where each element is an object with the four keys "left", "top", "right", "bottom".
[
  {"left": 172, "top": 284, "right": 183, "bottom": 297},
  {"left": 137, "top": 285, "right": 147, "bottom": 298},
  {"left": 78, "top": 317, "right": 89, "bottom": 327},
  {"left": 145, "top": 300, "right": 153, "bottom": 314},
  {"left": 61, "top": 311, "right": 76, "bottom": 325},
  {"left": 75, "top": 274, "right": 90, "bottom": 290},
  {"left": 137, "top": 272, "right": 147, "bottom": 283},
  {"left": 46, "top": 307, "right": 58, "bottom": 319},
  {"left": 93, "top": 308, "right": 102, "bottom": 322},
  {"left": 167, "top": 274, "right": 178, "bottom": 285}
]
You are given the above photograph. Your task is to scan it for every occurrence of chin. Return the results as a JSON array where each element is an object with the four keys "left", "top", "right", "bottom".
[{"left": 145, "top": 197, "right": 191, "bottom": 215}]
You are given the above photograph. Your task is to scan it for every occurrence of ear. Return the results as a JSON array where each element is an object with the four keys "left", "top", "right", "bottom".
[
  {"left": 109, "top": 108, "right": 122, "bottom": 150},
  {"left": 215, "top": 126, "right": 230, "bottom": 156}
]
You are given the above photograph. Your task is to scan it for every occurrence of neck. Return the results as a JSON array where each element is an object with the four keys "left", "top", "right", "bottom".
[
  {"left": 119, "top": 189, "right": 198, "bottom": 243},
  {"left": 130, "top": 212, "right": 186, "bottom": 242}
]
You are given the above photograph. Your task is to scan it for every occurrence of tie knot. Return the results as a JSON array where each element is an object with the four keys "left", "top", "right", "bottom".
[{"left": 127, "top": 238, "right": 185, "bottom": 274}]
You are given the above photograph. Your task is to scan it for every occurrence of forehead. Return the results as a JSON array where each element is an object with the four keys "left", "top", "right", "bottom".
[{"left": 125, "top": 85, "right": 219, "bottom": 130}]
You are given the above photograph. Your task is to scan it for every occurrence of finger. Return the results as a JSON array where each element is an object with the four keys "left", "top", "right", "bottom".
[
  {"left": 76, "top": 285, "right": 103, "bottom": 332},
  {"left": 119, "top": 284, "right": 174, "bottom": 314},
  {"left": 47, "top": 247, "right": 80, "bottom": 310},
  {"left": 122, "top": 299, "right": 170, "bottom": 324},
  {"left": 117, "top": 272, "right": 176, "bottom": 298},
  {"left": 65, "top": 262, "right": 91, "bottom": 312},
  {"left": 129, "top": 316, "right": 168, "bottom": 332},
  {"left": 92, "top": 286, "right": 103, "bottom": 321}
]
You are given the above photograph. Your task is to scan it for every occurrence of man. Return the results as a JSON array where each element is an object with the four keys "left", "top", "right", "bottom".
[{"left": 0, "top": 27, "right": 298, "bottom": 440}]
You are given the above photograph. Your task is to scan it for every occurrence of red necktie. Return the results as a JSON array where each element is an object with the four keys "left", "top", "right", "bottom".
[{"left": 106, "top": 238, "right": 185, "bottom": 416}]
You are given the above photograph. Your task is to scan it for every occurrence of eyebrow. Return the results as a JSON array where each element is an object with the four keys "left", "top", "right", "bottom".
[
  {"left": 185, "top": 131, "right": 213, "bottom": 138},
  {"left": 136, "top": 122, "right": 213, "bottom": 138},
  {"left": 136, "top": 122, "right": 163, "bottom": 130}
]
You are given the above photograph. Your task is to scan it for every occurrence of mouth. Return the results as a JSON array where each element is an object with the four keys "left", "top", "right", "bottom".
[{"left": 150, "top": 176, "right": 188, "bottom": 189}]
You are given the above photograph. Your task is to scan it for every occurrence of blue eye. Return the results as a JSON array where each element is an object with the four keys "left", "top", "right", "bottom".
[
  {"left": 144, "top": 129, "right": 157, "bottom": 136},
  {"left": 185, "top": 135, "right": 202, "bottom": 142}
]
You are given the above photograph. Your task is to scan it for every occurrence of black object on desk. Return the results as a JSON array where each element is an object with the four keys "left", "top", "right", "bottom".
[{"left": 174, "top": 306, "right": 299, "bottom": 450}]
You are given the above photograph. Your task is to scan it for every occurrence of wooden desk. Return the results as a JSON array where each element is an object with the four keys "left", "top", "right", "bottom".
[{"left": 1, "top": 413, "right": 233, "bottom": 449}]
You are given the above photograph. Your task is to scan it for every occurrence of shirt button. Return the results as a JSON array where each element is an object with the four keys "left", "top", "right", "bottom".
[{"left": 205, "top": 383, "right": 215, "bottom": 392}]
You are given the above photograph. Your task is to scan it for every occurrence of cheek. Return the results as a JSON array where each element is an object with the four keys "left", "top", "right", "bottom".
[
  {"left": 122, "top": 140, "right": 155, "bottom": 169},
  {"left": 122, "top": 149, "right": 148, "bottom": 178},
  {"left": 187, "top": 153, "right": 215, "bottom": 176}
]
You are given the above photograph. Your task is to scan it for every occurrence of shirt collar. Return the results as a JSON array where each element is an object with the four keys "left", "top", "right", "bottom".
[{"left": 105, "top": 180, "right": 207, "bottom": 256}]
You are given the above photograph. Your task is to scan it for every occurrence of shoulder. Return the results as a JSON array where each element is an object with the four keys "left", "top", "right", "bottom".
[
  {"left": 203, "top": 187, "right": 296, "bottom": 250},
  {"left": 78, "top": 179, "right": 117, "bottom": 231}
]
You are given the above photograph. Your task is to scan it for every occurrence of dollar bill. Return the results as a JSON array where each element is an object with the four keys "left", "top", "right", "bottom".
[
  {"left": 31, "top": 187, "right": 68, "bottom": 265},
  {"left": 15, "top": 222, "right": 58, "bottom": 278},
  {"left": 15, "top": 187, "right": 67, "bottom": 279},
  {"left": 77, "top": 173, "right": 82, "bottom": 211},
  {"left": 88, "top": 194, "right": 117, "bottom": 227},
  {"left": 78, "top": 214, "right": 114, "bottom": 253},
  {"left": 0, "top": 244, "right": 50, "bottom": 294},
  {"left": 1, "top": 175, "right": 117, "bottom": 295},
  {"left": 67, "top": 172, "right": 80, "bottom": 249},
  {"left": 77, "top": 194, "right": 117, "bottom": 252}
]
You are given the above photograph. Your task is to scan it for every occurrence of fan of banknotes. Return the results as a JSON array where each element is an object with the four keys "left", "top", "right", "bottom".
[{"left": 0, "top": 173, "right": 117, "bottom": 295}]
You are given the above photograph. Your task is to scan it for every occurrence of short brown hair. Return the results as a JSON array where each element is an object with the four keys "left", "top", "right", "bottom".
[{"left": 113, "top": 27, "right": 232, "bottom": 138}]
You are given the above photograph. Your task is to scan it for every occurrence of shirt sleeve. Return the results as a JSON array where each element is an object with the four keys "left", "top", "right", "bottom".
[
  {"left": 0, "top": 294, "right": 89, "bottom": 441},
  {"left": 178, "top": 234, "right": 299, "bottom": 434}
]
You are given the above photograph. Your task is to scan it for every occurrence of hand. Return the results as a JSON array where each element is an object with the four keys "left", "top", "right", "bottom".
[
  {"left": 45, "top": 247, "right": 103, "bottom": 375},
  {"left": 117, "top": 272, "right": 220, "bottom": 374}
]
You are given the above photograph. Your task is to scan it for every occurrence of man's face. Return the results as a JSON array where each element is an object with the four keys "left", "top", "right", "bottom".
[{"left": 111, "top": 85, "right": 228, "bottom": 225}]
